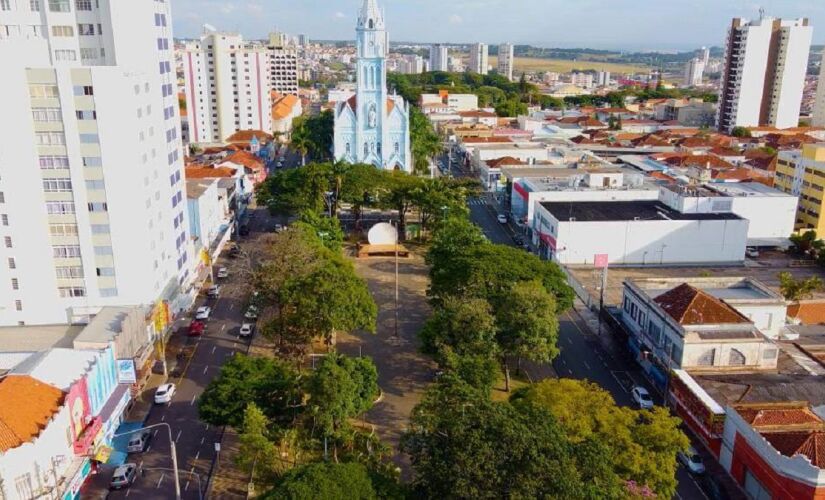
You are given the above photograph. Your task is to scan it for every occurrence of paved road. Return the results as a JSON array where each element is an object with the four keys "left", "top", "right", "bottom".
[{"left": 467, "top": 196, "right": 712, "bottom": 500}]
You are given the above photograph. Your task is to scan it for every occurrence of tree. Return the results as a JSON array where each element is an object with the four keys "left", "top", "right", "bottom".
[
  {"left": 425, "top": 216, "right": 487, "bottom": 273},
  {"left": 411, "top": 178, "right": 470, "bottom": 234},
  {"left": 401, "top": 379, "right": 624, "bottom": 499},
  {"left": 409, "top": 106, "right": 441, "bottom": 175},
  {"left": 789, "top": 230, "right": 819, "bottom": 256},
  {"left": 236, "top": 404, "right": 286, "bottom": 486},
  {"left": 377, "top": 170, "right": 421, "bottom": 240},
  {"left": 495, "top": 281, "right": 560, "bottom": 391},
  {"left": 731, "top": 126, "right": 752, "bottom": 138},
  {"left": 265, "top": 462, "right": 377, "bottom": 500},
  {"left": 295, "top": 211, "right": 344, "bottom": 253},
  {"left": 198, "top": 355, "right": 302, "bottom": 428},
  {"left": 778, "top": 271, "right": 823, "bottom": 301},
  {"left": 306, "top": 354, "right": 379, "bottom": 461},
  {"left": 290, "top": 110, "right": 334, "bottom": 163},
  {"left": 256, "top": 162, "right": 332, "bottom": 215},
  {"left": 511, "top": 379, "right": 689, "bottom": 498}
]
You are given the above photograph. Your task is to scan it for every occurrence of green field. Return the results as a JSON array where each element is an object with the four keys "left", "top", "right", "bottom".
[{"left": 490, "top": 56, "right": 649, "bottom": 75}]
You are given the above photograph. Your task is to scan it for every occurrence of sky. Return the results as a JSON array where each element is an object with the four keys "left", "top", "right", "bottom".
[{"left": 172, "top": 0, "right": 825, "bottom": 51}]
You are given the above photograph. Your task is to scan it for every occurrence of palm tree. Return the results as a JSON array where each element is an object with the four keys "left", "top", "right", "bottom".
[{"left": 292, "top": 133, "right": 310, "bottom": 166}]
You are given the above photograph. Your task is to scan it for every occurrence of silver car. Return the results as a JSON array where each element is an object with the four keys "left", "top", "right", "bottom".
[
  {"left": 109, "top": 463, "right": 137, "bottom": 490},
  {"left": 126, "top": 430, "right": 151, "bottom": 453}
]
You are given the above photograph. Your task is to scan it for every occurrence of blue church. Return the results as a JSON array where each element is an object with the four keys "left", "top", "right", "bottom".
[{"left": 333, "top": 0, "right": 412, "bottom": 172}]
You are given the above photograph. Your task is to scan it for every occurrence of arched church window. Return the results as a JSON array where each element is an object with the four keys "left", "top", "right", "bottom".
[
  {"left": 364, "top": 142, "right": 369, "bottom": 156},
  {"left": 368, "top": 19, "right": 374, "bottom": 29},
  {"left": 377, "top": 142, "right": 382, "bottom": 155},
  {"left": 345, "top": 142, "right": 351, "bottom": 154},
  {"left": 394, "top": 142, "right": 400, "bottom": 153}
]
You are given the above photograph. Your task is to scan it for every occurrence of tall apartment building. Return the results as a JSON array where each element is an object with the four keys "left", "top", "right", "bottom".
[
  {"left": 813, "top": 54, "right": 825, "bottom": 127},
  {"left": 182, "top": 32, "right": 272, "bottom": 144},
  {"left": 398, "top": 54, "right": 423, "bottom": 74},
  {"left": 429, "top": 44, "right": 448, "bottom": 72},
  {"left": 683, "top": 58, "right": 705, "bottom": 87},
  {"left": 571, "top": 72, "right": 594, "bottom": 88},
  {"left": 497, "top": 43, "right": 514, "bottom": 81},
  {"left": 701, "top": 46, "right": 710, "bottom": 66},
  {"left": 0, "top": 0, "right": 192, "bottom": 325},
  {"left": 268, "top": 32, "right": 299, "bottom": 96},
  {"left": 775, "top": 144, "right": 825, "bottom": 233},
  {"left": 717, "top": 17, "right": 813, "bottom": 133},
  {"left": 469, "top": 42, "right": 488, "bottom": 75},
  {"left": 596, "top": 71, "right": 611, "bottom": 87}
]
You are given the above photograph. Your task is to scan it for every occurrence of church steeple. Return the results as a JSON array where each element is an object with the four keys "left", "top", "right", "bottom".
[{"left": 358, "top": 0, "right": 384, "bottom": 30}]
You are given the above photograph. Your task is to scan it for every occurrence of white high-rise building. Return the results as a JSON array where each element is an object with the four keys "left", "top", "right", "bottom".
[
  {"left": 469, "top": 43, "right": 489, "bottom": 75},
  {"left": 596, "top": 71, "right": 611, "bottom": 87},
  {"left": 497, "top": 43, "right": 514, "bottom": 80},
  {"left": 717, "top": 17, "right": 813, "bottom": 133},
  {"left": 701, "top": 46, "right": 710, "bottom": 66},
  {"left": 571, "top": 72, "right": 594, "bottom": 88},
  {"left": 0, "top": 0, "right": 192, "bottom": 325},
  {"left": 683, "top": 58, "right": 705, "bottom": 87},
  {"left": 268, "top": 32, "right": 299, "bottom": 96},
  {"left": 398, "top": 54, "right": 424, "bottom": 74},
  {"left": 182, "top": 32, "right": 272, "bottom": 144},
  {"left": 813, "top": 54, "right": 825, "bottom": 127},
  {"left": 429, "top": 44, "right": 449, "bottom": 72}
]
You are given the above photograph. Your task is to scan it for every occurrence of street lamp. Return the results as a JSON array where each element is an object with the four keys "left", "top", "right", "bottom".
[{"left": 113, "top": 423, "right": 181, "bottom": 500}]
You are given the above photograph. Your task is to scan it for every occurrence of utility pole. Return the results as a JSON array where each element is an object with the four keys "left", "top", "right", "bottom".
[
  {"left": 394, "top": 220, "right": 400, "bottom": 338},
  {"left": 113, "top": 423, "right": 181, "bottom": 499}
]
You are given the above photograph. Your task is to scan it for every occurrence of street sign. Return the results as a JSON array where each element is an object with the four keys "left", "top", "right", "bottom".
[{"left": 594, "top": 254, "right": 609, "bottom": 269}]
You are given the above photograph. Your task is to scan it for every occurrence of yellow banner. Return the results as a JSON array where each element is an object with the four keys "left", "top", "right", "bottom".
[{"left": 94, "top": 445, "right": 112, "bottom": 463}]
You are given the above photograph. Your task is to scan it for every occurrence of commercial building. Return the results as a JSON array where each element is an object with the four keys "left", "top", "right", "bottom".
[
  {"left": 398, "top": 54, "right": 424, "bottom": 74},
  {"left": 717, "top": 17, "right": 813, "bottom": 133},
  {"left": 268, "top": 32, "right": 299, "bottom": 96},
  {"left": 655, "top": 99, "right": 717, "bottom": 127},
  {"left": 571, "top": 72, "right": 594, "bottom": 89},
  {"left": 468, "top": 42, "right": 488, "bottom": 75},
  {"left": 420, "top": 92, "right": 478, "bottom": 114},
  {"left": 532, "top": 200, "right": 749, "bottom": 265},
  {"left": 186, "top": 178, "right": 232, "bottom": 264},
  {"left": 775, "top": 144, "right": 825, "bottom": 233},
  {"left": 497, "top": 43, "right": 514, "bottom": 81},
  {"left": 814, "top": 54, "right": 825, "bottom": 127},
  {"left": 182, "top": 31, "right": 272, "bottom": 144},
  {"left": 429, "top": 44, "right": 449, "bottom": 72},
  {"left": 0, "top": 0, "right": 192, "bottom": 325},
  {"left": 683, "top": 58, "right": 705, "bottom": 87}
]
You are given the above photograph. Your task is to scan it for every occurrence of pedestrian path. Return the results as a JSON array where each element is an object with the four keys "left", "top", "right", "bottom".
[{"left": 467, "top": 197, "right": 487, "bottom": 206}]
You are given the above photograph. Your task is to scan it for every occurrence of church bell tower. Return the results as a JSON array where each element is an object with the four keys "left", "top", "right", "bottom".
[{"left": 355, "top": 0, "right": 389, "bottom": 166}]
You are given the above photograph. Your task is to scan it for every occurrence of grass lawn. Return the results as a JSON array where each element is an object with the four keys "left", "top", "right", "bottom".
[
  {"left": 490, "top": 371, "right": 532, "bottom": 402},
  {"left": 490, "top": 56, "right": 649, "bottom": 75}
]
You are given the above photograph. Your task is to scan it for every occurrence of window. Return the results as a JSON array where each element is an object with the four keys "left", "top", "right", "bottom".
[
  {"left": 73, "top": 85, "right": 93, "bottom": 96},
  {"left": 51, "top": 25, "right": 74, "bottom": 37},
  {"left": 49, "top": 223, "right": 78, "bottom": 236},
  {"left": 11, "top": 278, "right": 18, "bottom": 290},
  {"left": 87, "top": 202, "right": 107, "bottom": 212},
  {"left": 80, "top": 48, "right": 98, "bottom": 60},
  {"left": 728, "top": 349, "right": 746, "bottom": 366},
  {"left": 39, "top": 156, "right": 70, "bottom": 169},
  {"left": 78, "top": 23, "right": 95, "bottom": 35},
  {"left": 53, "top": 245, "right": 81, "bottom": 258},
  {"left": 75, "top": 110, "right": 96, "bottom": 120},
  {"left": 697, "top": 349, "right": 716, "bottom": 367},
  {"left": 58, "top": 286, "right": 86, "bottom": 298},
  {"left": 4, "top": 237, "right": 11, "bottom": 248},
  {"left": 30, "top": 0, "right": 40, "bottom": 10},
  {"left": 763, "top": 348, "right": 777, "bottom": 360},
  {"left": 94, "top": 246, "right": 113, "bottom": 255},
  {"left": 8, "top": 258, "right": 15, "bottom": 269},
  {"left": 79, "top": 133, "right": 99, "bottom": 144},
  {"left": 35, "top": 132, "right": 66, "bottom": 145},
  {"left": 32, "top": 108, "right": 62, "bottom": 122},
  {"left": 74, "top": 0, "right": 91, "bottom": 10},
  {"left": 55, "top": 266, "right": 84, "bottom": 279},
  {"left": 46, "top": 201, "right": 75, "bottom": 214},
  {"left": 85, "top": 180, "right": 105, "bottom": 190},
  {"left": 14, "top": 300, "right": 22, "bottom": 312},
  {"left": 48, "top": 0, "right": 70, "bottom": 11},
  {"left": 1, "top": 0, "right": 11, "bottom": 10},
  {"left": 43, "top": 179, "right": 72, "bottom": 192},
  {"left": 100, "top": 288, "right": 118, "bottom": 297},
  {"left": 29, "top": 84, "right": 59, "bottom": 98},
  {"left": 82, "top": 156, "right": 101, "bottom": 167},
  {"left": 1, "top": 215, "right": 7, "bottom": 226},
  {"left": 96, "top": 267, "right": 115, "bottom": 276},
  {"left": 54, "top": 50, "right": 77, "bottom": 61}
]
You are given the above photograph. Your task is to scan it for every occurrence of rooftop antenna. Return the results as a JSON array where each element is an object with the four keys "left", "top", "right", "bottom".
[{"left": 758, "top": 7, "right": 765, "bottom": 20}]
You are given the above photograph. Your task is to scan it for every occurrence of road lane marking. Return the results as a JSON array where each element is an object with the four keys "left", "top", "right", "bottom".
[
  {"left": 205, "top": 424, "right": 209, "bottom": 431},
  {"left": 567, "top": 369, "right": 573, "bottom": 375},
  {"left": 566, "top": 337, "right": 573, "bottom": 345},
  {"left": 185, "top": 480, "right": 190, "bottom": 491},
  {"left": 191, "top": 394, "right": 197, "bottom": 406},
  {"left": 584, "top": 361, "right": 591, "bottom": 370},
  {"left": 139, "top": 460, "right": 144, "bottom": 469},
  {"left": 195, "top": 451, "right": 200, "bottom": 460},
  {"left": 153, "top": 430, "right": 158, "bottom": 438},
  {"left": 146, "top": 445, "right": 152, "bottom": 453},
  {"left": 156, "top": 473, "right": 165, "bottom": 488},
  {"left": 609, "top": 371, "right": 631, "bottom": 393},
  {"left": 161, "top": 415, "right": 165, "bottom": 422},
  {"left": 211, "top": 346, "right": 216, "bottom": 355},
  {"left": 175, "top": 430, "right": 182, "bottom": 443},
  {"left": 203, "top": 365, "right": 208, "bottom": 375},
  {"left": 126, "top": 489, "right": 131, "bottom": 497},
  {"left": 220, "top": 324, "right": 225, "bottom": 332},
  {"left": 200, "top": 437, "right": 205, "bottom": 445}
]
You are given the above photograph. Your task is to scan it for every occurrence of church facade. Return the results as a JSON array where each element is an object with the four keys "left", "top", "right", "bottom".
[{"left": 333, "top": 0, "right": 412, "bottom": 172}]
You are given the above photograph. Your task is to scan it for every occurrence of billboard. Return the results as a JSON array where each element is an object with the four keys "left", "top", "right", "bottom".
[{"left": 116, "top": 359, "right": 137, "bottom": 384}]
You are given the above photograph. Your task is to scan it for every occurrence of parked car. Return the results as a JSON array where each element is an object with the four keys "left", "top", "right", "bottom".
[
  {"left": 631, "top": 386, "right": 654, "bottom": 409},
  {"left": 678, "top": 446, "right": 706, "bottom": 474},
  {"left": 216, "top": 267, "right": 229, "bottom": 279},
  {"left": 188, "top": 320, "right": 205, "bottom": 337},
  {"left": 126, "top": 430, "right": 152, "bottom": 453},
  {"left": 207, "top": 285, "right": 220, "bottom": 298},
  {"left": 497, "top": 214, "right": 508, "bottom": 224},
  {"left": 154, "top": 383, "right": 176, "bottom": 404},
  {"left": 746, "top": 247, "right": 759, "bottom": 258},
  {"left": 195, "top": 306, "right": 211, "bottom": 320},
  {"left": 239, "top": 323, "right": 255, "bottom": 337},
  {"left": 109, "top": 463, "right": 137, "bottom": 490},
  {"left": 244, "top": 305, "right": 259, "bottom": 320},
  {"left": 512, "top": 235, "right": 524, "bottom": 246}
]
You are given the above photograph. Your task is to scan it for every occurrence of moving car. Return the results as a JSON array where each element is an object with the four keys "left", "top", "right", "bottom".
[
  {"left": 497, "top": 214, "right": 508, "bottom": 224},
  {"left": 154, "top": 383, "right": 176, "bottom": 404},
  {"left": 195, "top": 306, "right": 211, "bottom": 320},
  {"left": 109, "top": 463, "right": 137, "bottom": 490},
  {"left": 216, "top": 267, "right": 229, "bottom": 279},
  {"left": 126, "top": 430, "right": 152, "bottom": 453},
  {"left": 631, "top": 386, "right": 654, "bottom": 409},
  {"left": 188, "top": 320, "right": 205, "bottom": 337},
  {"left": 244, "top": 305, "right": 259, "bottom": 320},
  {"left": 678, "top": 446, "right": 706, "bottom": 475},
  {"left": 239, "top": 323, "right": 255, "bottom": 337}
]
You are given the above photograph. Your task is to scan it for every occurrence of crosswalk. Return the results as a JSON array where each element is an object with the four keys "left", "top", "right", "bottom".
[{"left": 467, "top": 198, "right": 487, "bottom": 206}]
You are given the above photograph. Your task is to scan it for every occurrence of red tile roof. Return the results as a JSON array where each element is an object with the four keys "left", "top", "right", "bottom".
[
  {"left": 222, "top": 150, "right": 264, "bottom": 172},
  {"left": 655, "top": 153, "right": 735, "bottom": 170},
  {"left": 458, "top": 110, "right": 498, "bottom": 118},
  {"left": 225, "top": 130, "right": 274, "bottom": 144},
  {"left": 185, "top": 166, "right": 237, "bottom": 179},
  {"left": 0, "top": 375, "right": 65, "bottom": 452},
  {"left": 653, "top": 283, "right": 750, "bottom": 325},
  {"left": 762, "top": 431, "right": 825, "bottom": 468},
  {"left": 486, "top": 156, "right": 526, "bottom": 168},
  {"left": 787, "top": 301, "right": 825, "bottom": 325},
  {"left": 736, "top": 403, "right": 824, "bottom": 428},
  {"left": 461, "top": 136, "right": 512, "bottom": 144}
]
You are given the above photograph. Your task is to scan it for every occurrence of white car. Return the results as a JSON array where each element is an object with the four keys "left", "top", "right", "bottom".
[
  {"left": 109, "top": 463, "right": 137, "bottom": 490},
  {"left": 497, "top": 214, "right": 508, "bottom": 224},
  {"left": 244, "top": 305, "right": 259, "bottom": 320},
  {"left": 746, "top": 247, "right": 760, "bottom": 258},
  {"left": 631, "top": 386, "right": 654, "bottom": 409},
  {"left": 678, "top": 446, "right": 706, "bottom": 475},
  {"left": 153, "top": 383, "right": 176, "bottom": 404},
  {"left": 195, "top": 306, "right": 211, "bottom": 320},
  {"left": 239, "top": 323, "right": 255, "bottom": 337},
  {"left": 216, "top": 267, "right": 229, "bottom": 279}
]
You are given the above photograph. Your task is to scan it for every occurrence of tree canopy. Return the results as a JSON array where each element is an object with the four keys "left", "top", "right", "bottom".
[
  {"left": 265, "top": 462, "right": 377, "bottom": 500},
  {"left": 290, "top": 110, "right": 334, "bottom": 164}
]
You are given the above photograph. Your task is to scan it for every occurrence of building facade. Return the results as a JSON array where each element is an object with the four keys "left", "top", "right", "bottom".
[
  {"left": 398, "top": 54, "right": 424, "bottom": 74},
  {"left": 468, "top": 42, "right": 488, "bottom": 75},
  {"left": 814, "top": 54, "right": 825, "bottom": 127},
  {"left": 182, "top": 32, "right": 272, "bottom": 144},
  {"left": 775, "top": 144, "right": 825, "bottom": 233},
  {"left": 717, "top": 17, "right": 813, "bottom": 133},
  {"left": 683, "top": 58, "right": 705, "bottom": 87},
  {"left": 497, "top": 43, "right": 514, "bottom": 81},
  {"left": 0, "top": 0, "right": 192, "bottom": 326},
  {"left": 429, "top": 43, "right": 448, "bottom": 72},
  {"left": 268, "top": 32, "right": 299, "bottom": 96},
  {"left": 333, "top": 0, "right": 411, "bottom": 172}
]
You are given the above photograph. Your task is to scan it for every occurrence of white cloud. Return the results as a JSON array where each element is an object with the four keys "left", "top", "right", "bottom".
[
  {"left": 448, "top": 14, "right": 463, "bottom": 25},
  {"left": 246, "top": 2, "right": 264, "bottom": 15},
  {"left": 334, "top": 11, "right": 346, "bottom": 19}
]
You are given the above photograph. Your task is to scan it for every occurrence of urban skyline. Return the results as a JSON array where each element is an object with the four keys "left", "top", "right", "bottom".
[{"left": 172, "top": 0, "right": 825, "bottom": 49}]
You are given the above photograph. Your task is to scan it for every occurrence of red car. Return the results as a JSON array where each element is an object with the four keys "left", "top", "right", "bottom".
[{"left": 188, "top": 320, "right": 206, "bottom": 337}]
